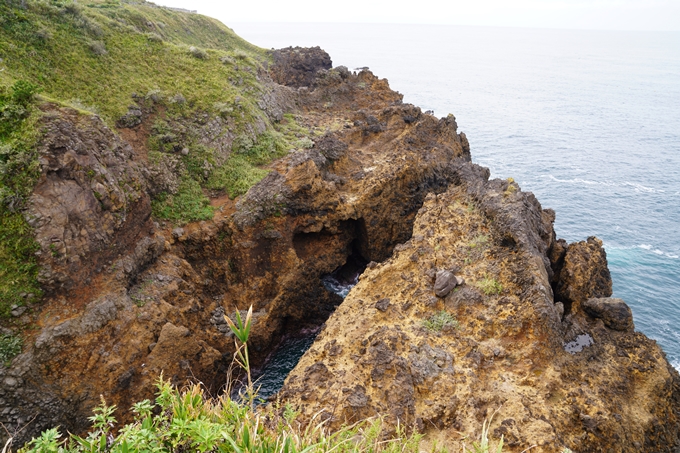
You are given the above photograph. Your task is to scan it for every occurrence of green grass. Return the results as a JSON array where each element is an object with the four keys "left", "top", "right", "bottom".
[
  {"left": 0, "top": 80, "right": 43, "bottom": 317},
  {"left": 0, "top": 332, "right": 23, "bottom": 366},
  {"left": 422, "top": 310, "right": 459, "bottom": 332},
  {"left": 0, "top": 0, "right": 267, "bottom": 124},
  {"left": 207, "top": 155, "right": 270, "bottom": 199},
  {"left": 232, "top": 130, "right": 288, "bottom": 166},
  {"left": 18, "top": 379, "right": 424, "bottom": 453},
  {"left": 274, "top": 113, "right": 314, "bottom": 149},
  {"left": 152, "top": 177, "right": 214, "bottom": 223},
  {"left": 475, "top": 276, "right": 503, "bottom": 296},
  {"left": 0, "top": 0, "right": 285, "bottom": 215}
]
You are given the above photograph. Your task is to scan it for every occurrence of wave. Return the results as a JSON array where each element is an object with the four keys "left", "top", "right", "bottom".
[
  {"left": 542, "top": 175, "right": 617, "bottom": 187},
  {"left": 541, "top": 175, "right": 665, "bottom": 194},
  {"left": 636, "top": 244, "right": 679, "bottom": 259},
  {"left": 607, "top": 243, "right": 679, "bottom": 260},
  {"left": 623, "top": 182, "right": 661, "bottom": 193}
]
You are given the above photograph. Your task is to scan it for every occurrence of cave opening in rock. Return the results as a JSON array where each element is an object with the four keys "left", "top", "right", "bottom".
[
  {"left": 321, "top": 243, "right": 368, "bottom": 299},
  {"left": 250, "top": 241, "right": 368, "bottom": 401}
]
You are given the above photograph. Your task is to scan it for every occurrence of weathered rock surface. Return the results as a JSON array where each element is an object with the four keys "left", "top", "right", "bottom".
[
  {"left": 28, "top": 107, "right": 152, "bottom": 294},
  {"left": 280, "top": 178, "right": 680, "bottom": 452},
  {"left": 270, "top": 46, "right": 333, "bottom": 88},
  {"left": 582, "top": 297, "right": 634, "bottom": 331},
  {"left": 552, "top": 236, "right": 613, "bottom": 314}
]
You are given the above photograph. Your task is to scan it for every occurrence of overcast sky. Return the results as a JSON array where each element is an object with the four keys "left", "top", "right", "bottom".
[{"left": 152, "top": 0, "right": 680, "bottom": 31}]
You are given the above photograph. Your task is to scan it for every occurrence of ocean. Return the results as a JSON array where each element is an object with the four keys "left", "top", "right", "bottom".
[{"left": 233, "top": 23, "right": 680, "bottom": 368}]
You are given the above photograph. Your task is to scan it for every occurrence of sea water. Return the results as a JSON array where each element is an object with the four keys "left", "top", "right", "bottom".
[{"left": 233, "top": 23, "right": 680, "bottom": 368}]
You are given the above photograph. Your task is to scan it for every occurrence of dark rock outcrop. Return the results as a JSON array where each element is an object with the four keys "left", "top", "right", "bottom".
[
  {"left": 270, "top": 46, "right": 332, "bottom": 88},
  {"left": 582, "top": 297, "right": 634, "bottom": 331}
]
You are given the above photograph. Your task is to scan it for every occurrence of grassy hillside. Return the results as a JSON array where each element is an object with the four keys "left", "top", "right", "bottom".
[
  {"left": 0, "top": 0, "right": 266, "bottom": 121},
  {"left": 0, "top": 0, "right": 312, "bottom": 320}
]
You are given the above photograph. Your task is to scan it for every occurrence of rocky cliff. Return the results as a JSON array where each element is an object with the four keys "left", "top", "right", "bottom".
[
  {"left": 280, "top": 171, "right": 680, "bottom": 452},
  {"left": 1, "top": 4, "right": 678, "bottom": 452}
]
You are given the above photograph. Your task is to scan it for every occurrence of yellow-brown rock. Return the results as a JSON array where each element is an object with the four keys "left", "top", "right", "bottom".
[{"left": 280, "top": 179, "right": 680, "bottom": 452}]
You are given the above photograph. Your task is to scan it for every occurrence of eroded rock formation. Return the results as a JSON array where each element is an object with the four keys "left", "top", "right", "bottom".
[
  {"left": 1, "top": 47, "right": 678, "bottom": 453},
  {"left": 1, "top": 53, "right": 470, "bottom": 444},
  {"left": 279, "top": 171, "right": 680, "bottom": 452}
]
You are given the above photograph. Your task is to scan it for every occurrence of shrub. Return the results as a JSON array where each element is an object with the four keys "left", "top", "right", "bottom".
[
  {"left": 61, "top": 2, "right": 83, "bottom": 16},
  {"left": 0, "top": 81, "right": 40, "bottom": 137},
  {"left": 422, "top": 310, "right": 459, "bottom": 332},
  {"left": 207, "top": 155, "right": 268, "bottom": 199},
  {"left": 295, "top": 136, "right": 314, "bottom": 149},
  {"left": 20, "top": 378, "right": 424, "bottom": 453},
  {"left": 0, "top": 81, "right": 43, "bottom": 318},
  {"left": 145, "top": 32, "right": 163, "bottom": 42},
  {"left": 476, "top": 276, "right": 503, "bottom": 296},
  {"left": 88, "top": 40, "right": 108, "bottom": 56},
  {"left": 219, "top": 55, "right": 235, "bottom": 65},
  {"left": 233, "top": 131, "right": 287, "bottom": 166},
  {"left": 0, "top": 333, "right": 23, "bottom": 365},
  {"left": 189, "top": 45, "right": 208, "bottom": 59}
]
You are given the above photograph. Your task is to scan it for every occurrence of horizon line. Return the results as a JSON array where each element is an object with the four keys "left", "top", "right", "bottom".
[{"left": 226, "top": 21, "right": 680, "bottom": 34}]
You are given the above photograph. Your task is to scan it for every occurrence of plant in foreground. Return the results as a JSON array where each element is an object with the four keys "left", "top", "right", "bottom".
[
  {"left": 19, "top": 377, "right": 424, "bottom": 453},
  {"left": 15, "top": 309, "right": 521, "bottom": 453},
  {"left": 224, "top": 305, "right": 255, "bottom": 408},
  {"left": 464, "top": 415, "right": 503, "bottom": 453}
]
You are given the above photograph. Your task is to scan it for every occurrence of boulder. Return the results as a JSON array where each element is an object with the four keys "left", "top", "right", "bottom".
[
  {"left": 582, "top": 297, "right": 634, "bottom": 331},
  {"left": 434, "top": 270, "right": 458, "bottom": 297}
]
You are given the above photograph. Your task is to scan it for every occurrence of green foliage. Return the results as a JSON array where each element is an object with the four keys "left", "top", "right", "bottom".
[
  {"left": 182, "top": 144, "right": 216, "bottom": 183},
  {"left": 224, "top": 306, "right": 252, "bottom": 344},
  {"left": 0, "top": 211, "right": 43, "bottom": 317},
  {"left": 274, "top": 114, "right": 314, "bottom": 150},
  {"left": 422, "top": 310, "right": 459, "bottom": 332},
  {"left": 20, "top": 377, "right": 425, "bottom": 453},
  {"left": 0, "top": 0, "right": 267, "bottom": 124},
  {"left": 0, "top": 80, "right": 43, "bottom": 317},
  {"left": 224, "top": 306, "right": 255, "bottom": 407},
  {"left": 0, "top": 333, "right": 23, "bottom": 365},
  {"left": 232, "top": 131, "right": 287, "bottom": 166},
  {"left": 203, "top": 131, "right": 287, "bottom": 199},
  {"left": 464, "top": 415, "right": 504, "bottom": 453},
  {"left": 476, "top": 276, "right": 503, "bottom": 296},
  {"left": 0, "top": 80, "right": 40, "bottom": 127},
  {"left": 207, "top": 155, "right": 269, "bottom": 199},
  {"left": 151, "top": 177, "right": 214, "bottom": 223}
]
